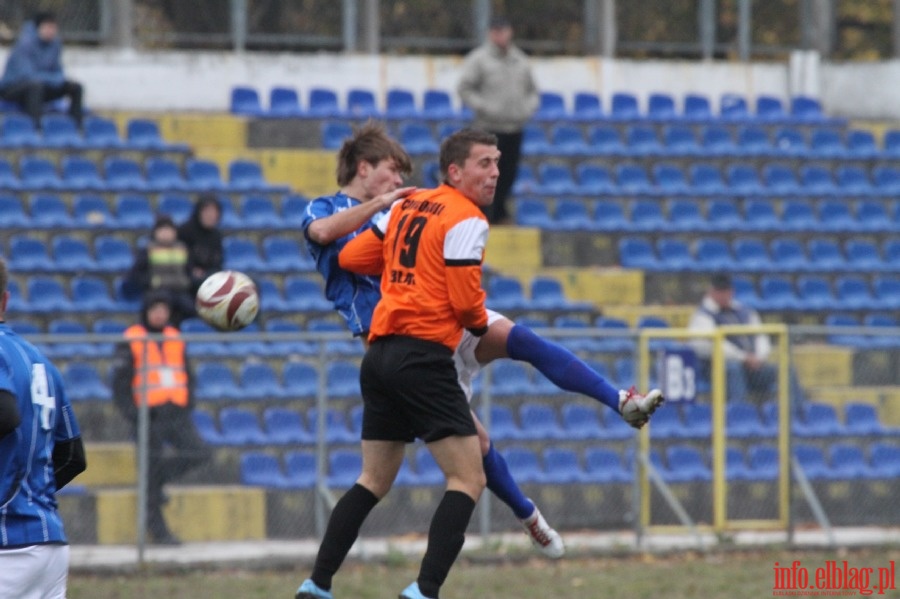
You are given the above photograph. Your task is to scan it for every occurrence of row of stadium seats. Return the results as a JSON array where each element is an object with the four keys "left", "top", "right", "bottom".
[
  {"left": 0, "top": 155, "right": 288, "bottom": 193},
  {"left": 1, "top": 193, "right": 309, "bottom": 230},
  {"left": 619, "top": 237, "right": 900, "bottom": 274},
  {"left": 510, "top": 162, "right": 900, "bottom": 197},
  {"left": 519, "top": 197, "right": 900, "bottom": 233},
  {"left": 232, "top": 85, "right": 840, "bottom": 126},
  {"left": 236, "top": 441, "right": 900, "bottom": 490},
  {"left": 733, "top": 274, "right": 900, "bottom": 312},
  {"left": 0, "top": 114, "right": 188, "bottom": 151}
]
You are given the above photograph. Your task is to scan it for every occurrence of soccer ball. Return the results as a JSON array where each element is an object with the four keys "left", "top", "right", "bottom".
[{"left": 195, "top": 270, "right": 259, "bottom": 332}]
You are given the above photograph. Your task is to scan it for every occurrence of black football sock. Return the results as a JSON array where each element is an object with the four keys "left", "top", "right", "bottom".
[
  {"left": 310, "top": 483, "right": 379, "bottom": 590},
  {"left": 417, "top": 490, "right": 477, "bottom": 599}
]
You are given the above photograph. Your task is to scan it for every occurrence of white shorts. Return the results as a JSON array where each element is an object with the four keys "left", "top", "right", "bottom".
[
  {"left": 453, "top": 309, "right": 506, "bottom": 403},
  {"left": 0, "top": 543, "right": 69, "bottom": 599}
]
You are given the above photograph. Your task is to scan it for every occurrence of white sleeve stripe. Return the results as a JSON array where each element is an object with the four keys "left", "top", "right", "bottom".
[{"left": 444, "top": 217, "right": 488, "bottom": 262}]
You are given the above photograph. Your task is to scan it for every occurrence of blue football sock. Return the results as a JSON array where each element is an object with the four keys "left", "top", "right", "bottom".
[
  {"left": 483, "top": 443, "right": 534, "bottom": 520},
  {"left": 506, "top": 324, "right": 621, "bottom": 412}
]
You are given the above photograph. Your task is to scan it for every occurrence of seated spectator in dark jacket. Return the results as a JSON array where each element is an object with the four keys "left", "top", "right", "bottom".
[
  {"left": 0, "top": 12, "right": 83, "bottom": 129},
  {"left": 124, "top": 215, "right": 195, "bottom": 325},
  {"left": 177, "top": 194, "right": 224, "bottom": 295}
]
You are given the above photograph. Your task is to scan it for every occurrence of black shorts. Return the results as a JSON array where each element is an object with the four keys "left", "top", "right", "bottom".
[{"left": 360, "top": 335, "right": 477, "bottom": 443}]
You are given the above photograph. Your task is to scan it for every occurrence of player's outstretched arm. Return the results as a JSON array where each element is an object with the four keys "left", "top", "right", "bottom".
[
  {"left": 339, "top": 228, "right": 385, "bottom": 275},
  {"left": 306, "top": 187, "right": 416, "bottom": 246}
]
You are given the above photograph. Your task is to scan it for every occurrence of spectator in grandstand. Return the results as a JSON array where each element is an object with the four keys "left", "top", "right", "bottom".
[
  {"left": 0, "top": 256, "right": 87, "bottom": 598},
  {"left": 0, "top": 11, "right": 84, "bottom": 129},
  {"left": 177, "top": 193, "right": 225, "bottom": 296},
  {"left": 123, "top": 214, "right": 196, "bottom": 326},
  {"left": 295, "top": 128, "right": 663, "bottom": 599},
  {"left": 111, "top": 290, "right": 211, "bottom": 546},
  {"left": 688, "top": 273, "right": 806, "bottom": 410},
  {"left": 457, "top": 15, "right": 539, "bottom": 225}
]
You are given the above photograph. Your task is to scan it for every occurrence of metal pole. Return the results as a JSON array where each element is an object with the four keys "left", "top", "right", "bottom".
[
  {"left": 698, "top": 0, "right": 716, "bottom": 59},
  {"left": 737, "top": 0, "right": 752, "bottom": 61},
  {"left": 343, "top": 0, "right": 358, "bottom": 53},
  {"left": 583, "top": 0, "right": 599, "bottom": 54},
  {"left": 800, "top": 0, "right": 813, "bottom": 50},
  {"left": 231, "top": 0, "right": 247, "bottom": 52},
  {"left": 599, "top": 0, "right": 617, "bottom": 57},
  {"left": 103, "top": 0, "right": 134, "bottom": 48},
  {"left": 362, "top": 0, "right": 379, "bottom": 54},
  {"left": 314, "top": 343, "right": 331, "bottom": 537},
  {"left": 473, "top": 0, "right": 491, "bottom": 42},
  {"left": 894, "top": 0, "right": 900, "bottom": 57},
  {"left": 136, "top": 335, "right": 150, "bottom": 564},
  {"left": 478, "top": 364, "right": 493, "bottom": 542}
]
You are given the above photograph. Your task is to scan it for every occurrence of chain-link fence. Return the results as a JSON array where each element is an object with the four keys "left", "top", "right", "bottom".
[{"left": 29, "top": 323, "right": 897, "bottom": 562}]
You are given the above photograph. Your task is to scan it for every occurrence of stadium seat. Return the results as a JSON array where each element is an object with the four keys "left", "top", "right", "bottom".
[
  {"left": 534, "top": 91, "right": 567, "bottom": 121},
  {"left": 48, "top": 319, "right": 97, "bottom": 359},
  {"left": 790, "top": 95, "right": 829, "bottom": 123},
  {"left": 799, "top": 165, "right": 838, "bottom": 197},
  {"left": 628, "top": 199, "right": 666, "bottom": 231},
  {"left": 421, "top": 89, "right": 457, "bottom": 120},
  {"left": 72, "top": 193, "right": 115, "bottom": 226},
  {"left": 230, "top": 86, "right": 263, "bottom": 115},
  {"left": 726, "top": 163, "right": 765, "bottom": 195},
  {"left": 809, "top": 129, "right": 847, "bottom": 159},
  {"left": 537, "top": 163, "right": 578, "bottom": 195},
  {"left": 835, "top": 165, "right": 875, "bottom": 197},
  {"left": 587, "top": 125, "right": 626, "bottom": 156},
  {"left": 185, "top": 159, "right": 227, "bottom": 191},
  {"left": 560, "top": 403, "right": 604, "bottom": 440},
  {"left": 219, "top": 408, "right": 268, "bottom": 446},
  {"left": 145, "top": 157, "right": 189, "bottom": 192},
  {"left": 0, "top": 194, "right": 28, "bottom": 227},
  {"left": 549, "top": 124, "right": 589, "bottom": 156},
  {"left": 223, "top": 237, "right": 266, "bottom": 272},
  {"left": 592, "top": 200, "right": 629, "bottom": 232},
  {"left": 781, "top": 200, "right": 817, "bottom": 232},
  {"left": 746, "top": 444, "right": 779, "bottom": 481},
  {"left": 306, "top": 87, "right": 341, "bottom": 118},
  {"left": 726, "top": 402, "right": 768, "bottom": 438},
  {"left": 572, "top": 91, "right": 603, "bottom": 121},
  {"left": 796, "top": 275, "right": 838, "bottom": 310},
  {"left": 283, "top": 451, "right": 317, "bottom": 489},
  {"left": 733, "top": 237, "right": 773, "bottom": 272},
  {"left": 873, "top": 276, "right": 900, "bottom": 310},
  {"left": 575, "top": 163, "right": 615, "bottom": 195},
  {"left": 20, "top": 156, "right": 63, "bottom": 190},
  {"left": 281, "top": 193, "right": 310, "bottom": 226},
  {"left": 761, "top": 163, "right": 801, "bottom": 196},
  {"left": 10, "top": 235, "right": 54, "bottom": 271},
  {"left": 688, "top": 163, "right": 728, "bottom": 195},
  {"left": 127, "top": 119, "right": 182, "bottom": 150},
  {"left": 615, "top": 164, "right": 653, "bottom": 195},
  {"left": 653, "top": 163, "right": 690, "bottom": 196},
  {"left": 499, "top": 446, "right": 545, "bottom": 484},
  {"left": 52, "top": 235, "right": 98, "bottom": 272},
  {"left": 725, "top": 446, "right": 753, "bottom": 481},
  {"left": 399, "top": 122, "right": 439, "bottom": 155},
  {"left": 701, "top": 125, "right": 739, "bottom": 157},
  {"left": 262, "top": 236, "right": 313, "bottom": 271},
  {"left": 28, "top": 194, "right": 72, "bottom": 228},
  {"left": 625, "top": 125, "right": 664, "bottom": 158},
  {"left": 514, "top": 198, "right": 553, "bottom": 228},
  {"left": 656, "top": 238, "right": 696, "bottom": 271},
  {"left": 610, "top": 92, "right": 640, "bottom": 121},
  {"left": 346, "top": 88, "right": 380, "bottom": 118},
  {"left": 384, "top": 87, "right": 417, "bottom": 119},
  {"left": 584, "top": 446, "right": 632, "bottom": 482},
  {"left": 806, "top": 238, "right": 846, "bottom": 271},
  {"left": 240, "top": 452, "right": 288, "bottom": 488},
  {"left": 489, "top": 362, "right": 533, "bottom": 397},
  {"left": 845, "top": 240, "right": 886, "bottom": 272},
  {"left": 769, "top": 238, "right": 810, "bottom": 272},
  {"left": 104, "top": 157, "right": 147, "bottom": 192},
  {"left": 521, "top": 124, "right": 551, "bottom": 155},
  {"left": 325, "top": 361, "right": 361, "bottom": 398},
  {"left": 83, "top": 116, "right": 123, "bottom": 149},
  {"left": 240, "top": 362, "right": 287, "bottom": 400},
  {"left": 757, "top": 275, "right": 801, "bottom": 311},
  {"left": 192, "top": 411, "right": 224, "bottom": 445},
  {"left": 683, "top": 93, "right": 713, "bottom": 123},
  {"left": 667, "top": 199, "right": 706, "bottom": 231},
  {"left": 665, "top": 445, "right": 712, "bottom": 482},
  {"left": 828, "top": 444, "right": 876, "bottom": 480},
  {"left": 195, "top": 363, "right": 240, "bottom": 400},
  {"left": 705, "top": 199, "right": 743, "bottom": 230},
  {"left": 71, "top": 276, "right": 119, "bottom": 311},
  {"left": 661, "top": 125, "right": 702, "bottom": 157},
  {"left": 843, "top": 403, "right": 887, "bottom": 437},
  {"left": 238, "top": 195, "right": 280, "bottom": 229},
  {"left": 793, "top": 444, "right": 834, "bottom": 480},
  {"left": 307, "top": 319, "right": 362, "bottom": 356},
  {"left": 772, "top": 127, "right": 808, "bottom": 158},
  {"left": 682, "top": 403, "right": 712, "bottom": 439},
  {"left": 1, "top": 114, "right": 40, "bottom": 147},
  {"left": 541, "top": 447, "right": 588, "bottom": 484},
  {"left": 719, "top": 92, "right": 750, "bottom": 122},
  {"left": 647, "top": 92, "right": 677, "bottom": 122},
  {"left": 855, "top": 200, "right": 891, "bottom": 233},
  {"left": 41, "top": 114, "right": 83, "bottom": 148},
  {"left": 736, "top": 126, "right": 774, "bottom": 157},
  {"left": 320, "top": 120, "right": 353, "bottom": 150},
  {"left": 743, "top": 199, "right": 781, "bottom": 232},
  {"left": 486, "top": 275, "right": 529, "bottom": 311},
  {"left": 310, "top": 409, "right": 357, "bottom": 445},
  {"left": 268, "top": 86, "right": 302, "bottom": 117},
  {"left": 482, "top": 405, "right": 523, "bottom": 441},
  {"left": 694, "top": 237, "right": 736, "bottom": 270},
  {"left": 618, "top": 237, "right": 660, "bottom": 270},
  {"left": 62, "top": 362, "right": 111, "bottom": 402},
  {"left": 592, "top": 316, "right": 634, "bottom": 353},
  {"left": 755, "top": 95, "right": 788, "bottom": 123},
  {"left": 836, "top": 276, "right": 877, "bottom": 311},
  {"left": 647, "top": 404, "right": 684, "bottom": 440},
  {"left": 554, "top": 199, "right": 591, "bottom": 231},
  {"left": 864, "top": 313, "right": 900, "bottom": 347},
  {"left": 530, "top": 276, "right": 589, "bottom": 310},
  {"left": 284, "top": 276, "right": 331, "bottom": 311},
  {"left": 870, "top": 443, "right": 900, "bottom": 478},
  {"left": 794, "top": 403, "right": 844, "bottom": 438},
  {"left": 845, "top": 129, "right": 879, "bottom": 160},
  {"left": 518, "top": 403, "right": 565, "bottom": 440},
  {"left": 229, "top": 160, "right": 284, "bottom": 192},
  {"left": 282, "top": 361, "right": 319, "bottom": 399}
]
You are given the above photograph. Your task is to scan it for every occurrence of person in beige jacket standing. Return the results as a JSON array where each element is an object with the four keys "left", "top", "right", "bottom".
[{"left": 458, "top": 15, "right": 539, "bottom": 224}]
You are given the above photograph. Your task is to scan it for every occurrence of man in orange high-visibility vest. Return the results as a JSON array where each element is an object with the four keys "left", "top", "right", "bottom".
[{"left": 112, "top": 290, "right": 211, "bottom": 545}]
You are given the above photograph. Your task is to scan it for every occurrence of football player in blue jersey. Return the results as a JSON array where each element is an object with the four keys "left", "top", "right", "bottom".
[{"left": 0, "top": 257, "right": 87, "bottom": 599}]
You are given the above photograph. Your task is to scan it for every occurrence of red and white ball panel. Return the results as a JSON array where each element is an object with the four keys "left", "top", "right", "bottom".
[{"left": 195, "top": 270, "right": 259, "bottom": 331}]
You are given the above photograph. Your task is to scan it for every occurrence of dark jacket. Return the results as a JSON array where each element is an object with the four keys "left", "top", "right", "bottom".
[
  {"left": 177, "top": 196, "right": 224, "bottom": 292},
  {"left": 0, "top": 21, "right": 65, "bottom": 89}
]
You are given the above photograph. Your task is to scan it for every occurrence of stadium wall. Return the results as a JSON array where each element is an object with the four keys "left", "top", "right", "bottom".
[{"left": 0, "top": 47, "right": 895, "bottom": 118}]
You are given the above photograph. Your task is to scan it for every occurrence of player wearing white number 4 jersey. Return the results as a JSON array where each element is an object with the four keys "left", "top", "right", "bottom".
[{"left": 0, "top": 257, "right": 87, "bottom": 599}]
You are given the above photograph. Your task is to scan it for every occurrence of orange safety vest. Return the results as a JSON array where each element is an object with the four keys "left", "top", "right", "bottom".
[{"left": 124, "top": 324, "right": 189, "bottom": 408}]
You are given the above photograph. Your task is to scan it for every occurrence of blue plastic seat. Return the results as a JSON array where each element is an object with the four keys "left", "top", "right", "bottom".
[
  {"left": 104, "top": 157, "right": 146, "bottom": 192},
  {"left": 575, "top": 163, "right": 614, "bottom": 195},
  {"left": 268, "top": 86, "right": 301, "bottom": 117},
  {"left": 587, "top": 125, "right": 626, "bottom": 156},
  {"left": 835, "top": 275, "right": 877, "bottom": 310},
  {"left": 0, "top": 194, "right": 28, "bottom": 226},
  {"left": 726, "top": 163, "right": 765, "bottom": 195},
  {"left": 647, "top": 92, "right": 677, "bottom": 122},
  {"left": 755, "top": 95, "right": 788, "bottom": 123},
  {"left": 399, "top": 122, "right": 439, "bottom": 155},
  {"left": 742, "top": 199, "right": 780, "bottom": 232},
  {"left": 499, "top": 446, "right": 544, "bottom": 484},
  {"left": 625, "top": 125, "right": 664, "bottom": 158},
  {"left": 701, "top": 125, "right": 739, "bottom": 157},
  {"left": 52, "top": 235, "right": 98, "bottom": 272},
  {"left": 797, "top": 275, "right": 839, "bottom": 310},
  {"left": 28, "top": 194, "right": 72, "bottom": 228},
  {"left": 793, "top": 444, "right": 833, "bottom": 480},
  {"left": 306, "top": 87, "right": 341, "bottom": 118},
  {"left": 262, "top": 235, "right": 312, "bottom": 271},
  {"left": 239, "top": 362, "right": 287, "bottom": 400},
  {"left": 873, "top": 276, "right": 900, "bottom": 310},
  {"left": 62, "top": 362, "right": 111, "bottom": 402},
  {"left": 719, "top": 93, "right": 750, "bottom": 122},
  {"left": 884, "top": 130, "right": 900, "bottom": 159},
  {"left": 346, "top": 88, "right": 380, "bottom": 118},
  {"left": 284, "top": 451, "right": 317, "bottom": 489},
  {"left": 10, "top": 236, "right": 54, "bottom": 271},
  {"left": 845, "top": 240, "right": 885, "bottom": 271},
  {"left": 154, "top": 194, "right": 191, "bottom": 225},
  {"left": 93, "top": 235, "right": 132, "bottom": 273},
  {"left": 688, "top": 163, "right": 728, "bottom": 195},
  {"left": 185, "top": 159, "right": 227, "bottom": 191},
  {"left": 83, "top": 116, "right": 123, "bottom": 149},
  {"left": 0, "top": 159, "right": 21, "bottom": 190},
  {"left": 845, "top": 129, "right": 879, "bottom": 160},
  {"left": 667, "top": 199, "right": 706, "bottom": 231},
  {"left": 219, "top": 407, "right": 267, "bottom": 446},
  {"left": 127, "top": 119, "right": 178, "bottom": 150},
  {"left": 648, "top": 405, "right": 684, "bottom": 440},
  {"left": 736, "top": 126, "right": 774, "bottom": 157},
  {"left": 143, "top": 157, "right": 187, "bottom": 192},
  {"left": 554, "top": 199, "right": 591, "bottom": 231},
  {"left": 694, "top": 237, "right": 736, "bottom": 270},
  {"left": 195, "top": 363, "right": 240, "bottom": 400},
  {"left": 584, "top": 447, "right": 632, "bottom": 483},
  {"left": 655, "top": 239, "right": 695, "bottom": 272},
  {"left": 41, "top": 114, "right": 83, "bottom": 148},
  {"left": 732, "top": 238, "right": 772, "bottom": 271},
  {"left": 726, "top": 402, "right": 768, "bottom": 438},
  {"left": 514, "top": 198, "right": 553, "bottom": 229},
  {"left": 486, "top": 275, "right": 528, "bottom": 310},
  {"left": 807, "top": 238, "right": 846, "bottom": 271},
  {"left": 70, "top": 193, "right": 113, "bottom": 227},
  {"left": 747, "top": 444, "right": 779, "bottom": 481},
  {"left": 283, "top": 276, "right": 331, "bottom": 311},
  {"left": 309, "top": 410, "right": 356, "bottom": 445},
  {"left": 653, "top": 163, "right": 690, "bottom": 196},
  {"left": 771, "top": 127, "right": 807, "bottom": 158},
  {"left": 541, "top": 447, "right": 588, "bottom": 484},
  {"left": 610, "top": 92, "right": 640, "bottom": 121},
  {"left": 48, "top": 319, "right": 97, "bottom": 359},
  {"left": 844, "top": 403, "right": 886, "bottom": 437},
  {"left": 518, "top": 403, "right": 565, "bottom": 441},
  {"left": 549, "top": 124, "right": 589, "bottom": 156},
  {"left": 325, "top": 361, "right": 360, "bottom": 398},
  {"left": 618, "top": 237, "right": 659, "bottom": 270},
  {"left": 534, "top": 91, "right": 567, "bottom": 121},
  {"left": 780, "top": 200, "right": 817, "bottom": 232},
  {"left": 829, "top": 444, "right": 876, "bottom": 480},
  {"left": 521, "top": 124, "right": 551, "bottom": 155},
  {"left": 192, "top": 411, "right": 224, "bottom": 445},
  {"left": 537, "top": 163, "right": 578, "bottom": 195},
  {"left": 320, "top": 120, "right": 353, "bottom": 150},
  {"left": 71, "top": 276, "right": 118, "bottom": 311},
  {"left": 799, "top": 165, "right": 838, "bottom": 197},
  {"left": 383, "top": 88, "right": 417, "bottom": 119},
  {"left": 572, "top": 91, "right": 603, "bottom": 121},
  {"left": 795, "top": 403, "right": 844, "bottom": 438},
  {"left": 629, "top": 199, "right": 666, "bottom": 231},
  {"left": 761, "top": 163, "right": 801, "bottom": 197},
  {"left": 809, "top": 129, "right": 847, "bottom": 160},
  {"left": 223, "top": 237, "right": 265, "bottom": 272},
  {"left": 705, "top": 199, "right": 742, "bottom": 231},
  {"left": 590, "top": 200, "right": 627, "bottom": 232},
  {"left": 769, "top": 237, "right": 809, "bottom": 272},
  {"left": 421, "top": 89, "right": 456, "bottom": 120},
  {"left": 790, "top": 95, "right": 828, "bottom": 123},
  {"left": 666, "top": 445, "right": 712, "bottom": 482},
  {"left": 282, "top": 361, "right": 319, "bottom": 399},
  {"left": 240, "top": 452, "right": 287, "bottom": 488},
  {"left": 560, "top": 403, "right": 604, "bottom": 440},
  {"left": 20, "top": 156, "right": 63, "bottom": 190},
  {"left": 726, "top": 446, "right": 753, "bottom": 481},
  {"left": 615, "top": 164, "right": 653, "bottom": 195},
  {"left": 230, "top": 86, "right": 263, "bottom": 115},
  {"left": 661, "top": 124, "right": 702, "bottom": 157},
  {"left": 281, "top": 193, "right": 309, "bottom": 226},
  {"left": 61, "top": 158, "right": 105, "bottom": 191},
  {"left": 237, "top": 195, "right": 279, "bottom": 229},
  {"left": 855, "top": 201, "right": 890, "bottom": 233},
  {"left": 835, "top": 165, "right": 874, "bottom": 197},
  {"left": 489, "top": 362, "right": 533, "bottom": 397},
  {"left": 1, "top": 114, "right": 41, "bottom": 147},
  {"left": 870, "top": 444, "right": 900, "bottom": 478},
  {"left": 682, "top": 403, "right": 712, "bottom": 439},
  {"left": 532, "top": 276, "right": 588, "bottom": 310},
  {"left": 229, "top": 160, "right": 281, "bottom": 192},
  {"left": 683, "top": 93, "right": 713, "bottom": 123},
  {"left": 757, "top": 275, "right": 800, "bottom": 311},
  {"left": 482, "top": 405, "right": 523, "bottom": 441}
]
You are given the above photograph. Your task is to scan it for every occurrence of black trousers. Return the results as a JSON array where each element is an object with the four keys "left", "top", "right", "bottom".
[
  {"left": 483, "top": 130, "right": 523, "bottom": 224},
  {"left": 140, "top": 404, "right": 212, "bottom": 534},
  {"left": 0, "top": 79, "right": 83, "bottom": 128}
]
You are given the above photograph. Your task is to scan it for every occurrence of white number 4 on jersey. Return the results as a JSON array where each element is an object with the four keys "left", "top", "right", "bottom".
[{"left": 31, "top": 363, "right": 56, "bottom": 431}]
